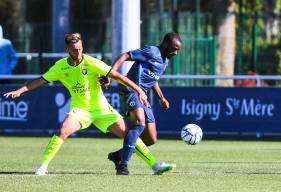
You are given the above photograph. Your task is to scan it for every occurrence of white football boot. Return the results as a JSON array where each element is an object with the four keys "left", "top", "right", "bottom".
[
  {"left": 35, "top": 165, "right": 48, "bottom": 176},
  {"left": 153, "top": 162, "right": 176, "bottom": 175}
]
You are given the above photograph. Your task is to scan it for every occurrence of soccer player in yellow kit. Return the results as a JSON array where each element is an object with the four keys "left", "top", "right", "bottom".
[{"left": 3, "top": 33, "right": 174, "bottom": 175}]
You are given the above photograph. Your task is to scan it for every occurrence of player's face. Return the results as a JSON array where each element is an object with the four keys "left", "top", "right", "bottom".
[
  {"left": 166, "top": 39, "right": 181, "bottom": 59},
  {"left": 66, "top": 41, "right": 83, "bottom": 62}
]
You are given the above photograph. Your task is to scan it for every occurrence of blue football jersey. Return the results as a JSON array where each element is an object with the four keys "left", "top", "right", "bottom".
[{"left": 122, "top": 45, "right": 169, "bottom": 93}]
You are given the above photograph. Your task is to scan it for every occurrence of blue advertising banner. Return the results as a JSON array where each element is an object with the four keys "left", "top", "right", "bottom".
[
  {"left": 1, "top": 85, "right": 281, "bottom": 139},
  {"left": 153, "top": 87, "right": 281, "bottom": 138},
  {"left": 0, "top": 85, "right": 70, "bottom": 134}
]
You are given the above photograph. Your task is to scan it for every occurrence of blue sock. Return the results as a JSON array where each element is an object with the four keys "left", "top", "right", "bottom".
[{"left": 121, "top": 124, "right": 145, "bottom": 165}]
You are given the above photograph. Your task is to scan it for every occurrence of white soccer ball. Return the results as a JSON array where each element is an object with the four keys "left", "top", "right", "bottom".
[{"left": 181, "top": 124, "right": 203, "bottom": 145}]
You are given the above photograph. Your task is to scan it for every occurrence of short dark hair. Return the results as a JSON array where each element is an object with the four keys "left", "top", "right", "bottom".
[
  {"left": 162, "top": 32, "right": 182, "bottom": 43},
  {"left": 64, "top": 33, "right": 82, "bottom": 45}
]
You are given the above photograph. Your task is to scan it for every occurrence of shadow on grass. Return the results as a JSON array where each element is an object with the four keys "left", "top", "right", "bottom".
[
  {"left": 0, "top": 171, "right": 110, "bottom": 175},
  {"left": 0, "top": 171, "right": 190, "bottom": 176},
  {"left": 0, "top": 171, "right": 34, "bottom": 175}
]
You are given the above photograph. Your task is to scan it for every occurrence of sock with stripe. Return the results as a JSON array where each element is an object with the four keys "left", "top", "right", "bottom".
[
  {"left": 39, "top": 135, "right": 64, "bottom": 166},
  {"left": 134, "top": 138, "right": 156, "bottom": 168},
  {"left": 114, "top": 138, "right": 156, "bottom": 168}
]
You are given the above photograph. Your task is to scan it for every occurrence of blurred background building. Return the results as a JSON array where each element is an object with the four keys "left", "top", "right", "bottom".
[{"left": 0, "top": 0, "right": 280, "bottom": 86}]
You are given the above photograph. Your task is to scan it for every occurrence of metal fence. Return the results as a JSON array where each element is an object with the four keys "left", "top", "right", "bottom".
[
  {"left": 5, "top": 11, "right": 281, "bottom": 84},
  {"left": 2, "top": 74, "right": 281, "bottom": 87}
]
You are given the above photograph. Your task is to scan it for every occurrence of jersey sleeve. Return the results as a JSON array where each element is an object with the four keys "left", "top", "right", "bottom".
[
  {"left": 91, "top": 58, "right": 111, "bottom": 76},
  {"left": 42, "top": 64, "right": 59, "bottom": 82},
  {"left": 129, "top": 46, "right": 154, "bottom": 62}
]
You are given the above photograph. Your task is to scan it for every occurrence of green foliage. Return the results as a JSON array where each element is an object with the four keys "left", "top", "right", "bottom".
[
  {"left": 235, "top": 0, "right": 281, "bottom": 74},
  {"left": 1, "top": 137, "right": 281, "bottom": 192},
  {"left": 242, "top": 0, "right": 262, "bottom": 13},
  {"left": 0, "top": 0, "right": 14, "bottom": 23}
]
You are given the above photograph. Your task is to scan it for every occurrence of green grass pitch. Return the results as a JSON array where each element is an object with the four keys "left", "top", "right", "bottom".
[{"left": 1, "top": 137, "right": 281, "bottom": 192}]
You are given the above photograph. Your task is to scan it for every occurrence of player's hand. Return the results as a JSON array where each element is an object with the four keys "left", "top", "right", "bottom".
[
  {"left": 98, "top": 76, "right": 111, "bottom": 88},
  {"left": 159, "top": 98, "right": 169, "bottom": 109},
  {"left": 3, "top": 90, "right": 22, "bottom": 99},
  {"left": 137, "top": 89, "right": 148, "bottom": 106}
]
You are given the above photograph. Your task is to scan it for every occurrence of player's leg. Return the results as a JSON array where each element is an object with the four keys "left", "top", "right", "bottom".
[
  {"left": 118, "top": 108, "right": 145, "bottom": 169},
  {"left": 140, "top": 105, "right": 157, "bottom": 146},
  {"left": 107, "top": 117, "right": 157, "bottom": 174},
  {"left": 35, "top": 108, "right": 86, "bottom": 175},
  {"left": 108, "top": 92, "right": 158, "bottom": 169},
  {"left": 135, "top": 119, "right": 176, "bottom": 174},
  {"left": 108, "top": 108, "right": 171, "bottom": 174},
  {"left": 107, "top": 91, "right": 175, "bottom": 174},
  {"left": 106, "top": 108, "right": 146, "bottom": 175},
  {"left": 115, "top": 91, "right": 147, "bottom": 170},
  {"left": 109, "top": 122, "right": 157, "bottom": 166},
  {"left": 107, "top": 118, "right": 126, "bottom": 138},
  {"left": 138, "top": 108, "right": 176, "bottom": 174},
  {"left": 140, "top": 122, "right": 157, "bottom": 146},
  {"left": 104, "top": 107, "right": 156, "bottom": 171},
  {"left": 108, "top": 118, "right": 175, "bottom": 175}
]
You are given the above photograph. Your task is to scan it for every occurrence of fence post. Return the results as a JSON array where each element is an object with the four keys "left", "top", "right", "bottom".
[
  {"left": 172, "top": 55, "right": 180, "bottom": 85},
  {"left": 210, "top": 36, "right": 217, "bottom": 85},
  {"left": 237, "top": 0, "right": 244, "bottom": 74},
  {"left": 252, "top": 23, "right": 258, "bottom": 71}
]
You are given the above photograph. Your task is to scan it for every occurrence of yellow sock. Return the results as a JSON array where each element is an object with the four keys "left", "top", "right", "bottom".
[
  {"left": 134, "top": 138, "right": 156, "bottom": 168},
  {"left": 40, "top": 135, "right": 64, "bottom": 166}
]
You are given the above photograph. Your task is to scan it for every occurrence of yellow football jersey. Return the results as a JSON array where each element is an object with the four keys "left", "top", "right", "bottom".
[{"left": 42, "top": 54, "right": 111, "bottom": 111}]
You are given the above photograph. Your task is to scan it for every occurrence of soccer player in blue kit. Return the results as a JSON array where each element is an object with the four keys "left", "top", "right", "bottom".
[{"left": 102, "top": 32, "right": 182, "bottom": 174}]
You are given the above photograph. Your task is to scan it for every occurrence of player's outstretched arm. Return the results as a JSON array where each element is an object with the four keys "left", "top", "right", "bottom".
[
  {"left": 152, "top": 82, "right": 169, "bottom": 109},
  {"left": 108, "top": 70, "right": 148, "bottom": 106},
  {"left": 99, "top": 52, "right": 131, "bottom": 87},
  {"left": 110, "top": 52, "right": 131, "bottom": 71},
  {"left": 3, "top": 77, "right": 47, "bottom": 99}
]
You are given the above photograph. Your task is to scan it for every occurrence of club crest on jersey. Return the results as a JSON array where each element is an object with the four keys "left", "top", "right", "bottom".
[
  {"left": 129, "top": 101, "right": 135, "bottom": 107},
  {"left": 82, "top": 69, "right": 87, "bottom": 75}
]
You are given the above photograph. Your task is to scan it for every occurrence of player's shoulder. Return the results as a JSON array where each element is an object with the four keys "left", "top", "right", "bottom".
[
  {"left": 142, "top": 45, "right": 160, "bottom": 54},
  {"left": 48, "top": 57, "right": 68, "bottom": 71},
  {"left": 83, "top": 54, "right": 109, "bottom": 70},
  {"left": 83, "top": 54, "right": 93, "bottom": 60},
  {"left": 53, "top": 57, "right": 68, "bottom": 67},
  {"left": 141, "top": 45, "right": 161, "bottom": 60},
  {"left": 83, "top": 54, "right": 100, "bottom": 64}
]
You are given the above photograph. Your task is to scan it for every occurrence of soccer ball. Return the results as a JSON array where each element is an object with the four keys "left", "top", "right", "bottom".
[{"left": 181, "top": 124, "right": 203, "bottom": 145}]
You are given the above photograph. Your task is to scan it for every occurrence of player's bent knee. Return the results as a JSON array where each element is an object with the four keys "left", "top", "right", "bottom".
[
  {"left": 145, "top": 138, "right": 157, "bottom": 146},
  {"left": 141, "top": 134, "right": 157, "bottom": 146},
  {"left": 135, "top": 118, "right": 145, "bottom": 126},
  {"left": 59, "top": 126, "right": 71, "bottom": 140}
]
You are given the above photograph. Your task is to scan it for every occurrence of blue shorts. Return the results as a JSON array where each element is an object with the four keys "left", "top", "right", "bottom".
[{"left": 119, "top": 90, "right": 155, "bottom": 123}]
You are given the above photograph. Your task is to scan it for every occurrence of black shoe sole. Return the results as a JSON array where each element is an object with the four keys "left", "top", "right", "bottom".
[{"left": 116, "top": 171, "right": 130, "bottom": 175}]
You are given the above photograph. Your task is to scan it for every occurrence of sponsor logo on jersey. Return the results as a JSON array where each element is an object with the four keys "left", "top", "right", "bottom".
[
  {"left": 61, "top": 67, "right": 70, "bottom": 70},
  {"left": 72, "top": 82, "right": 90, "bottom": 94},
  {"left": 147, "top": 70, "right": 160, "bottom": 80}
]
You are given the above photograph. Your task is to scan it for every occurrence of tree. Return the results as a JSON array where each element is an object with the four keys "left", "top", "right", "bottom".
[{"left": 210, "top": 0, "right": 236, "bottom": 86}]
